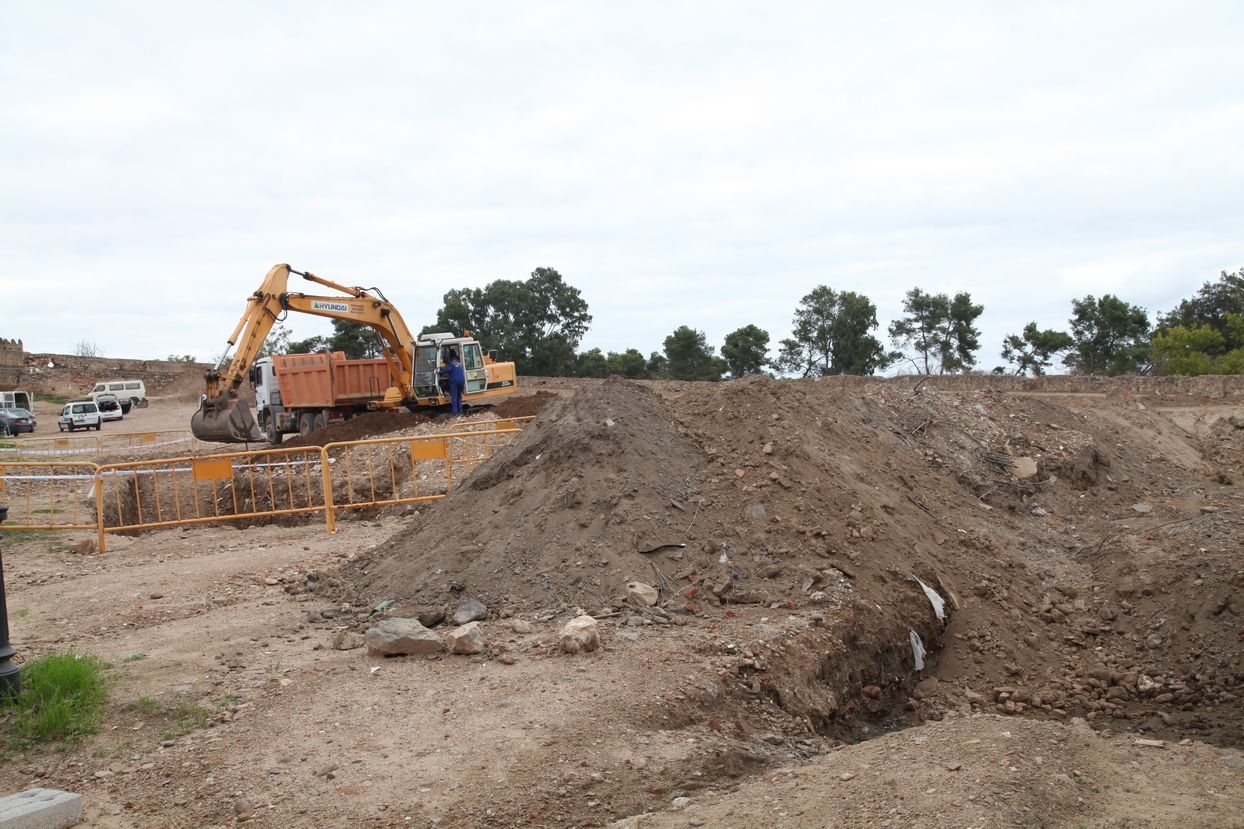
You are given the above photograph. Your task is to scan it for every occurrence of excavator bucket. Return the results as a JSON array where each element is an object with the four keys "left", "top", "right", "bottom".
[{"left": 191, "top": 396, "right": 263, "bottom": 443}]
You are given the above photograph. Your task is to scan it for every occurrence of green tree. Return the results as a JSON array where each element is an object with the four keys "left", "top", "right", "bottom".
[
  {"left": 721, "top": 325, "right": 771, "bottom": 378},
  {"left": 328, "top": 320, "right": 382, "bottom": 359},
  {"left": 646, "top": 351, "right": 668, "bottom": 376},
  {"left": 1158, "top": 268, "right": 1244, "bottom": 337},
  {"left": 606, "top": 349, "right": 649, "bottom": 379},
  {"left": 1063, "top": 294, "right": 1151, "bottom": 375},
  {"left": 433, "top": 267, "right": 591, "bottom": 376},
  {"left": 663, "top": 326, "right": 724, "bottom": 381},
  {"left": 777, "top": 287, "right": 893, "bottom": 376},
  {"left": 573, "top": 348, "right": 610, "bottom": 378},
  {"left": 999, "top": 323, "right": 1075, "bottom": 376},
  {"left": 888, "top": 288, "right": 983, "bottom": 374},
  {"left": 287, "top": 335, "right": 328, "bottom": 354}
]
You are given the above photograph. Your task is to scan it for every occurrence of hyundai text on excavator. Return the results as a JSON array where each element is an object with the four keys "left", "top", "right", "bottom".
[{"left": 191, "top": 264, "right": 518, "bottom": 443}]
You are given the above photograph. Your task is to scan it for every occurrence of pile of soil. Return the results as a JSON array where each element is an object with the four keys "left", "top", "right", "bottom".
[
  {"left": 345, "top": 374, "right": 1244, "bottom": 747},
  {"left": 278, "top": 410, "right": 437, "bottom": 449}
]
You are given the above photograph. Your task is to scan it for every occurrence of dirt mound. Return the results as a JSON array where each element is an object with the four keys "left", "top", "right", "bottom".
[
  {"left": 279, "top": 411, "right": 438, "bottom": 449},
  {"left": 345, "top": 377, "right": 707, "bottom": 610},
  {"left": 489, "top": 389, "right": 557, "bottom": 419}
]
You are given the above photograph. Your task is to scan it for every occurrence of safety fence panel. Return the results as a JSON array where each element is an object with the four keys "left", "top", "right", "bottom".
[
  {"left": 321, "top": 426, "right": 525, "bottom": 529},
  {"left": 1, "top": 422, "right": 531, "bottom": 550},
  {"left": 448, "top": 416, "right": 534, "bottom": 434},
  {"left": 0, "top": 430, "right": 211, "bottom": 461},
  {"left": 99, "top": 430, "right": 210, "bottom": 458},
  {"left": 96, "top": 446, "right": 330, "bottom": 549},
  {"left": 0, "top": 462, "right": 104, "bottom": 545}
]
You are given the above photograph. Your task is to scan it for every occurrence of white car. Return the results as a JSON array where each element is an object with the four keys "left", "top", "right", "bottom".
[
  {"left": 96, "top": 394, "right": 125, "bottom": 422},
  {"left": 59, "top": 400, "right": 102, "bottom": 431}
]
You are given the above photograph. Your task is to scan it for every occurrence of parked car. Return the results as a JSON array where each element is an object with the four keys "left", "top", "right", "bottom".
[
  {"left": 96, "top": 394, "right": 125, "bottom": 422},
  {"left": 58, "top": 400, "right": 102, "bottom": 432},
  {"left": 0, "top": 407, "right": 36, "bottom": 435}
]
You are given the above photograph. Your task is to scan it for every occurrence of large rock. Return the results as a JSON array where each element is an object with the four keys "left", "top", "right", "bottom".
[
  {"left": 365, "top": 618, "right": 445, "bottom": 657},
  {"left": 453, "top": 598, "right": 488, "bottom": 625},
  {"left": 626, "top": 581, "right": 658, "bottom": 607},
  {"left": 559, "top": 615, "right": 600, "bottom": 654},
  {"left": 446, "top": 622, "right": 485, "bottom": 655}
]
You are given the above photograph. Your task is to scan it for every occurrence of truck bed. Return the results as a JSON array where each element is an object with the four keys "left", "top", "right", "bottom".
[{"left": 271, "top": 352, "right": 393, "bottom": 409}]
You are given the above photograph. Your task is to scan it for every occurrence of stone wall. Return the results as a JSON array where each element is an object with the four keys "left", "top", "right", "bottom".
[
  {"left": 0, "top": 338, "right": 23, "bottom": 391},
  {"left": 20, "top": 353, "right": 210, "bottom": 400}
]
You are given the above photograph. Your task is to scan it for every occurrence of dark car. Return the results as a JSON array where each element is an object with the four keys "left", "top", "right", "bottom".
[{"left": 0, "top": 407, "right": 35, "bottom": 435}]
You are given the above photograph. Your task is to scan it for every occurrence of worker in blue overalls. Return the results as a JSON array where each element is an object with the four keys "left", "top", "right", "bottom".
[{"left": 438, "top": 349, "right": 466, "bottom": 415}]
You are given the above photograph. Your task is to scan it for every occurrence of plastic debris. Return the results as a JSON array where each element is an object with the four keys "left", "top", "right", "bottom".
[
  {"left": 909, "top": 629, "right": 926, "bottom": 670},
  {"left": 914, "top": 578, "right": 946, "bottom": 622}
]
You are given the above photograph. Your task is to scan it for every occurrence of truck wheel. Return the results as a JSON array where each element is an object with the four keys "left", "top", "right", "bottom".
[
  {"left": 266, "top": 417, "right": 282, "bottom": 445},
  {"left": 299, "top": 414, "right": 315, "bottom": 436},
  {"left": 313, "top": 413, "right": 328, "bottom": 432}
]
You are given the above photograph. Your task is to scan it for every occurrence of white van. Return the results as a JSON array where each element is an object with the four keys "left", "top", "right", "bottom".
[
  {"left": 90, "top": 380, "right": 147, "bottom": 409},
  {"left": 0, "top": 390, "right": 33, "bottom": 411},
  {"left": 59, "top": 400, "right": 102, "bottom": 431}
]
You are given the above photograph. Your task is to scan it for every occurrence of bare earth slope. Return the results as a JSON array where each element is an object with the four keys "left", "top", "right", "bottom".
[{"left": 0, "top": 376, "right": 1241, "bottom": 828}]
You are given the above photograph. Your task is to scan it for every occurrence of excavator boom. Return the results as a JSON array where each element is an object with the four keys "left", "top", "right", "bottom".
[{"left": 191, "top": 264, "right": 422, "bottom": 443}]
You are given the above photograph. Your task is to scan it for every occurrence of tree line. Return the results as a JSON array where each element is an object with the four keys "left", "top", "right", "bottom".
[{"left": 276, "top": 265, "right": 1244, "bottom": 380}]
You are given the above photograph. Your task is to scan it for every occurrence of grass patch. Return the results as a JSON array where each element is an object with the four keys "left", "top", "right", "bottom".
[
  {"left": 170, "top": 702, "right": 211, "bottom": 731},
  {"left": 6, "top": 651, "right": 109, "bottom": 746},
  {"left": 135, "top": 696, "right": 157, "bottom": 714},
  {"left": 123, "top": 654, "right": 147, "bottom": 662},
  {"left": 29, "top": 509, "right": 66, "bottom": 515},
  {"left": 16, "top": 608, "right": 29, "bottom": 619},
  {"left": 36, "top": 395, "right": 69, "bottom": 406}
]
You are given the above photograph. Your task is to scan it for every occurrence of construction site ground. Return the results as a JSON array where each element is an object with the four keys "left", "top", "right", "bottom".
[{"left": 2, "top": 376, "right": 1243, "bottom": 829}]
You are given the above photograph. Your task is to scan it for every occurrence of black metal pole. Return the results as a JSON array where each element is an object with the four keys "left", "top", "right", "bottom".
[{"left": 0, "top": 505, "right": 20, "bottom": 699}]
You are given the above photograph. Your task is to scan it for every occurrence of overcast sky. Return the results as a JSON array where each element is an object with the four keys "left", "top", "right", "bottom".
[{"left": 2, "top": 2, "right": 1241, "bottom": 374}]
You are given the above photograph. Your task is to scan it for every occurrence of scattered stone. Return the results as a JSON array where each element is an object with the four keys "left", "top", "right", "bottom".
[
  {"left": 314, "top": 762, "right": 338, "bottom": 777},
  {"left": 511, "top": 619, "right": 534, "bottom": 634},
  {"left": 331, "top": 630, "right": 365, "bottom": 650},
  {"left": 1221, "top": 756, "right": 1244, "bottom": 769},
  {"left": 670, "top": 796, "right": 691, "bottom": 810},
  {"left": 743, "top": 502, "right": 768, "bottom": 522},
  {"left": 839, "top": 772, "right": 856, "bottom": 781},
  {"left": 626, "top": 582, "right": 659, "bottom": 607},
  {"left": 501, "top": 654, "right": 518, "bottom": 665},
  {"left": 752, "top": 624, "right": 783, "bottom": 642},
  {"left": 234, "top": 797, "right": 254, "bottom": 821},
  {"left": 264, "top": 577, "right": 279, "bottom": 585},
  {"left": 453, "top": 598, "right": 488, "bottom": 625},
  {"left": 1011, "top": 457, "right": 1038, "bottom": 479},
  {"left": 364, "top": 618, "right": 446, "bottom": 657},
  {"left": 559, "top": 615, "right": 600, "bottom": 654},
  {"left": 1131, "top": 503, "right": 1153, "bottom": 514},
  {"left": 149, "top": 592, "right": 163, "bottom": 600},
  {"left": 446, "top": 622, "right": 485, "bottom": 655},
  {"left": 418, "top": 609, "right": 446, "bottom": 628},
  {"left": 1134, "top": 738, "right": 1165, "bottom": 748}
]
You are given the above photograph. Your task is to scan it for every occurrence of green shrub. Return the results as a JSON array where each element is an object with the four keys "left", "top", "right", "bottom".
[{"left": 8, "top": 651, "right": 109, "bottom": 745}]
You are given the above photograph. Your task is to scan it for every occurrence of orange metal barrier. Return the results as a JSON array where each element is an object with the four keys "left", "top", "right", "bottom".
[
  {"left": 2, "top": 423, "right": 531, "bottom": 550},
  {"left": 96, "top": 446, "right": 328, "bottom": 549},
  {"left": 1, "top": 430, "right": 209, "bottom": 461},
  {"left": 0, "top": 462, "right": 104, "bottom": 549}
]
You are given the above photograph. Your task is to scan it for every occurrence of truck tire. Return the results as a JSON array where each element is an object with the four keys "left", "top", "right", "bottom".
[
  {"left": 313, "top": 413, "right": 328, "bottom": 432},
  {"left": 299, "top": 413, "right": 315, "bottom": 436},
  {"left": 265, "top": 417, "right": 282, "bottom": 445}
]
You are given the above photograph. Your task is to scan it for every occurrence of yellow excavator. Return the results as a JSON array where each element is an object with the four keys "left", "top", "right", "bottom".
[{"left": 191, "top": 264, "right": 517, "bottom": 443}]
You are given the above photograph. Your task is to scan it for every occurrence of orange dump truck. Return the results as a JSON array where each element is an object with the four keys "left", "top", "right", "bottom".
[{"left": 249, "top": 352, "right": 393, "bottom": 443}]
